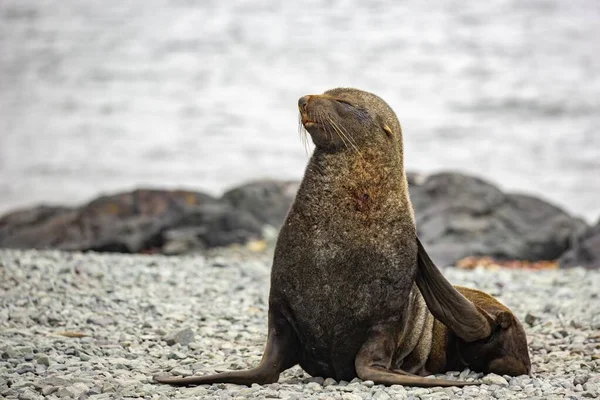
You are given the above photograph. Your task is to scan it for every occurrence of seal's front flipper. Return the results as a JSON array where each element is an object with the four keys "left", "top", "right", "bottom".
[
  {"left": 414, "top": 237, "right": 492, "bottom": 342},
  {"left": 154, "top": 313, "right": 298, "bottom": 386},
  {"left": 355, "top": 324, "right": 475, "bottom": 387}
]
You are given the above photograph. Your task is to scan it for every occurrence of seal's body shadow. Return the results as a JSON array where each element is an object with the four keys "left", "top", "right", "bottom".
[{"left": 154, "top": 88, "right": 531, "bottom": 387}]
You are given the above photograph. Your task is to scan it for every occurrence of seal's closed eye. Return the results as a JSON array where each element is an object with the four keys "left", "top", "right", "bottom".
[
  {"left": 333, "top": 98, "right": 371, "bottom": 122},
  {"left": 335, "top": 98, "right": 354, "bottom": 107}
]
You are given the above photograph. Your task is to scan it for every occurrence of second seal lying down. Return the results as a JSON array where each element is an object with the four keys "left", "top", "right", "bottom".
[{"left": 155, "top": 88, "right": 531, "bottom": 387}]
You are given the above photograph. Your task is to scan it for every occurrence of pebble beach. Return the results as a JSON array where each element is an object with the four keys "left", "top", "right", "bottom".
[{"left": 1, "top": 249, "right": 599, "bottom": 399}]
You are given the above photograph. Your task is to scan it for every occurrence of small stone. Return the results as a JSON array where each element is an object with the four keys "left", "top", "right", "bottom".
[
  {"left": 35, "top": 354, "right": 50, "bottom": 366},
  {"left": 56, "top": 383, "right": 89, "bottom": 398},
  {"left": 43, "top": 377, "right": 70, "bottom": 387},
  {"left": 41, "top": 386, "right": 58, "bottom": 396},
  {"left": 323, "top": 378, "right": 337, "bottom": 387},
  {"left": 170, "top": 368, "right": 193, "bottom": 377},
  {"left": 164, "top": 327, "right": 195, "bottom": 346},
  {"left": 16, "top": 346, "right": 33, "bottom": 356},
  {"left": 306, "top": 382, "right": 322, "bottom": 391},
  {"left": 373, "top": 391, "right": 391, "bottom": 400},
  {"left": 88, "top": 386, "right": 102, "bottom": 395},
  {"left": 87, "top": 315, "right": 113, "bottom": 326},
  {"left": 16, "top": 364, "right": 35, "bottom": 374},
  {"left": 362, "top": 380, "right": 374, "bottom": 388},
  {"left": 308, "top": 377, "right": 324, "bottom": 385},
  {"left": 341, "top": 394, "right": 362, "bottom": 400},
  {"left": 79, "top": 353, "right": 91, "bottom": 361},
  {"left": 574, "top": 374, "right": 590, "bottom": 386},
  {"left": 167, "top": 351, "right": 187, "bottom": 360},
  {"left": 412, "top": 388, "right": 431, "bottom": 397},
  {"left": 2, "top": 347, "right": 19, "bottom": 359},
  {"left": 102, "top": 382, "right": 117, "bottom": 393},
  {"left": 18, "top": 389, "right": 41, "bottom": 400},
  {"left": 482, "top": 373, "right": 509, "bottom": 386}
]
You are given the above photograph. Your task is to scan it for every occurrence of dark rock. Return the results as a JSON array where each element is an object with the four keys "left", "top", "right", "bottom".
[
  {"left": 409, "top": 172, "right": 588, "bottom": 266},
  {"left": 0, "top": 189, "right": 263, "bottom": 253},
  {"left": 558, "top": 219, "right": 600, "bottom": 269},
  {"left": 0, "top": 173, "right": 591, "bottom": 264},
  {"left": 160, "top": 202, "right": 263, "bottom": 252},
  {"left": 221, "top": 180, "right": 299, "bottom": 228},
  {"left": 524, "top": 313, "right": 541, "bottom": 326}
]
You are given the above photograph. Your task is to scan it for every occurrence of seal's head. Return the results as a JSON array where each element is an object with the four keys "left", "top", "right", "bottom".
[
  {"left": 298, "top": 88, "right": 401, "bottom": 153},
  {"left": 452, "top": 289, "right": 532, "bottom": 376}
]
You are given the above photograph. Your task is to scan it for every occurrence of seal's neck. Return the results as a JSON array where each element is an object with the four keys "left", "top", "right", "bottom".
[
  {"left": 310, "top": 147, "right": 406, "bottom": 190},
  {"left": 293, "top": 147, "right": 412, "bottom": 220}
]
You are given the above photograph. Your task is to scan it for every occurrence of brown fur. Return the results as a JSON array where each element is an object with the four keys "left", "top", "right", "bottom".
[
  {"left": 414, "top": 286, "right": 531, "bottom": 376},
  {"left": 154, "top": 88, "right": 530, "bottom": 387}
]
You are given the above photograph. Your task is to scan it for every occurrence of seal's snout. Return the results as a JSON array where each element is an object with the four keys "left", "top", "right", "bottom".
[{"left": 298, "top": 95, "right": 310, "bottom": 113}]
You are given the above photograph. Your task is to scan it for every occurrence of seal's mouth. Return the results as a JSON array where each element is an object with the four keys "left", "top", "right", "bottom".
[
  {"left": 299, "top": 95, "right": 321, "bottom": 129},
  {"left": 301, "top": 118, "right": 318, "bottom": 128}
]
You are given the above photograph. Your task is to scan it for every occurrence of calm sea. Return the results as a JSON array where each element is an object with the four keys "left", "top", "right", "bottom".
[{"left": 1, "top": 0, "right": 599, "bottom": 221}]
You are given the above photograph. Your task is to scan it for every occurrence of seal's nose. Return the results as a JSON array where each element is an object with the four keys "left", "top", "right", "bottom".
[{"left": 298, "top": 95, "right": 310, "bottom": 112}]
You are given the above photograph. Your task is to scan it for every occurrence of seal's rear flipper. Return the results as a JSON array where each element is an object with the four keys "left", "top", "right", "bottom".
[
  {"left": 355, "top": 323, "right": 477, "bottom": 387},
  {"left": 415, "top": 237, "right": 492, "bottom": 342},
  {"left": 355, "top": 364, "right": 477, "bottom": 387}
]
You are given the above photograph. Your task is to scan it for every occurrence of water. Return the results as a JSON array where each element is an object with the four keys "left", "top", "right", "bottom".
[{"left": 1, "top": 0, "right": 599, "bottom": 222}]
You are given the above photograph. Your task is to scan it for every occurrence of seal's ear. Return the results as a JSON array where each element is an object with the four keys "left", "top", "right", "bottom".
[
  {"left": 376, "top": 115, "right": 394, "bottom": 138},
  {"left": 382, "top": 124, "right": 393, "bottom": 138},
  {"left": 415, "top": 237, "right": 493, "bottom": 342},
  {"left": 496, "top": 311, "right": 514, "bottom": 329}
]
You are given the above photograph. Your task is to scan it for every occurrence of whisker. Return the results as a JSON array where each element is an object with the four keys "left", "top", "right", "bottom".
[
  {"left": 328, "top": 116, "right": 364, "bottom": 161},
  {"left": 298, "top": 113, "right": 310, "bottom": 157},
  {"left": 333, "top": 118, "right": 361, "bottom": 154},
  {"left": 326, "top": 115, "right": 351, "bottom": 153},
  {"left": 318, "top": 110, "right": 333, "bottom": 143}
]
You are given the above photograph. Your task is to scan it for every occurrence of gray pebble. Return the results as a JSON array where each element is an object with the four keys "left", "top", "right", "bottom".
[
  {"left": 56, "top": 383, "right": 89, "bottom": 398},
  {"left": 481, "top": 373, "right": 509, "bottom": 386},
  {"left": 34, "top": 355, "right": 50, "bottom": 366},
  {"left": 574, "top": 374, "right": 590, "bottom": 386},
  {"left": 169, "top": 368, "right": 193, "bottom": 377},
  {"left": 164, "top": 327, "right": 195, "bottom": 346},
  {"left": 17, "top": 389, "right": 42, "bottom": 400},
  {"left": 372, "top": 391, "right": 391, "bottom": 400},
  {"left": 411, "top": 388, "right": 431, "bottom": 396},
  {"left": 1, "top": 249, "right": 599, "bottom": 400},
  {"left": 323, "top": 378, "right": 337, "bottom": 387},
  {"left": 167, "top": 351, "right": 187, "bottom": 360}
]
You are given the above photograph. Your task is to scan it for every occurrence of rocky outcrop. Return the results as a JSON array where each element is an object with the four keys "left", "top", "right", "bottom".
[
  {"left": 558, "top": 219, "right": 600, "bottom": 269},
  {"left": 0, "top": 173, "right": 595, "bottom": 268},
  {"left": 0, "top": 189, "right": 264, "bottom": 254},
  {"left": 221, "top": 180, "right": 299, "bottom": 228},
  {"left": 409, "top": 173, "right": 588, "bottom": 266}
]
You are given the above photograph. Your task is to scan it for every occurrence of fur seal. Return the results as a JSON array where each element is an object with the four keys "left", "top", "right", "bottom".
[{"left": 154, "top": 88, "right": 530, "bottom": 387}]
